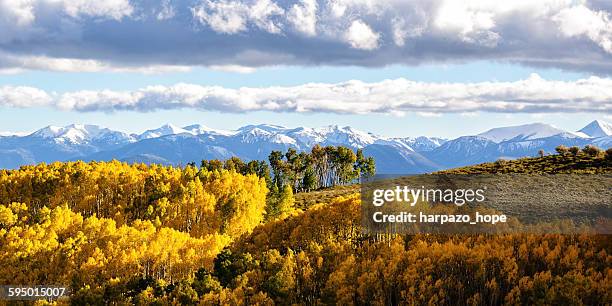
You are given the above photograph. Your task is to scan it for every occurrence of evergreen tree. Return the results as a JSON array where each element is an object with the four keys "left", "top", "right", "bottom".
[
  {"left": 582, "top": 145, "right": 601, "bottom": 157},
  {"left": 269, "top": 151, "right": 285, "bottom": 188},
  {"left": 265, "top": 184, "right": 295, "bottom": 220},
  {"left": 569, "top": 146, "right": 580, "bottom": 156},
  {"left": 302, "top": 166, "right": 317, "bottom": 192},
  {"left": 224, "top": 156, "right": 246, "bottom": 173},
  {"left": 355, "top": 149, "right": 376, "bottom": 182}
]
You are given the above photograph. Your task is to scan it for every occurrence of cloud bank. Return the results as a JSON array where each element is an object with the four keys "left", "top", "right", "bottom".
[
  {"left": 0, "top": 0, "right": 611, "bottom": 74},
  {"left": 2, "top": 74, "right": 610, "bottom": 114}
]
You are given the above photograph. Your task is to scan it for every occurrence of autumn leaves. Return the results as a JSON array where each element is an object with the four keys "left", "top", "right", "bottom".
[{"left": 0, "top": 161, "right": 268, "bottom": 290}]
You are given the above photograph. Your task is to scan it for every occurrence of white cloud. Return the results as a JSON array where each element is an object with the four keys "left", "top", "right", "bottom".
[
  {"left": 416, "top": 112, "right": 443, "bottom": 118},
  {"left": 327, "top": 0, "right": 387, "bottom": 17},
  {"left": 435, "top": 2, "right": 494, "bottom": 33},
  {"left": 0, "top": 0, "right": 132, "bottom": 42},
  {"left": 0, "top": 0, "right": 612, "bottom": 73},
  {"left": 0, "top": 0, "right": 36, "bottom": 42},
  {"left": 157, "top": 0, "right": 176, "bottom": 20},
  {"left": 434, "top": 1, "right": 501, "bottom": 47},
  {"left": 459, "top": 112, "right": 479, "bottom": 117},
  {"left": 391, "top": 17, "right": 408, "bottom": 46},
  {"left": 192, "top": 0, "right": 284, "bottom": 34},
  {"left": 192, "top": 0, "right": 250, "bottom": 34},
  {"left": 288, "top": 0, "right": 317, "bottom": 36},
  {"left": 0, "top": 86, "right": 52, "bottom": 108},
  {"left": 0, "top": 0, "right": 132, "bottom": 23},
  {"left": 553, "top": 5, "right": 612, "bottom": 53},
  {"left": 3, "top": 75, "right": 611, "bottom": 115},
  {"left": 345, "top": 20, "right": 380, "bottom": 50},
  {"left": 0, "top": 0, "right": 35, "bottom": 26},
  {"left": 0, "top": 52, "right": 191, "bottom": 73},
  {"left": 57, "top": 0, "right": 133, "bottom": 20},
  {"left": 208, "top": 64, "right": 257, "bottom": 73},
  {"left": 252, "top": 0, "right": 285, "bottom": 34}
]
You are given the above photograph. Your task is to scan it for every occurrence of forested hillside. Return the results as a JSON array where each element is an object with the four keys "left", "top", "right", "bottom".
[
  {"left": 0, "top": 161, "right": 267, "bottom": 238},
  {"left": 0, "top": 146, "right": 610, "bottom": 304}
]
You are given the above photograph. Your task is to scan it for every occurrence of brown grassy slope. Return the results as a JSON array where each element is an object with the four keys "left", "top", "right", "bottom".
[
  {"left": 294, "top": 184, "right": 358, "bottom": 209},
  {"left": 437, "top": 153, "right": 611, "bottom": 174},
  {"left": 294, "top": 153, "right": 611, "bottom": 210}
]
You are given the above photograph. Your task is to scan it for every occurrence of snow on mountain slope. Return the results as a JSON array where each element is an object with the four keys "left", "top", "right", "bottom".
[
  {"left": 425, "top": 131, "right": 595, "bottom": 169},
  {"left": 0, "top": 131, "right": 29, "bottom": 137},
  {"left": 0, "top": 124, "right": 136, "bottom": 168},
  {"left": 237, "top": 124, "right": 286, "bottom": 133},
  {"left": 230, "top": 124, "right": 382, "bottom": 149},
  {"left": 2, "top": 121, "right": 610, "bottom": 172},
  {"left": 182, "top": 124, "right": 236, "bottom": 136},
  {"left": 139, "top": 124, "right": 191, "bottom": 140},
  {"left": 284, "top": 127, "right": 327, "bottom": 148},
  {"left": 478, "top": 123, "right": 567, "bottom": 143},
  {"left": 393, "top": 136, "right": 447, "bottom": 152},
  {"left": 578, "top": 120, "right": 612, "bottom": 138},
  {"left": 31, "top": 124, "right": 97, "bottom": 143},
  {"left": 315, "top": 125, "right": 378, "bottom": 148},
  {"left": 236, "top": 127, "right": 296, "bottom": 145},
  {"left": 591, "top": 136, "right": 612, "bottom": 148},
  {"left": 31, "top": 124, "right": 135, "bottom": 144}
]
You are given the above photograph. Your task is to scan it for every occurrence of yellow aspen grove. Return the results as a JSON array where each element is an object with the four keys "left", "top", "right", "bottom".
[
  {"left": 0, "top": 161, "right": 268, "bottom": 238},
  {"left": 0, "top": 203, "right": 231, "bottom": 287}
]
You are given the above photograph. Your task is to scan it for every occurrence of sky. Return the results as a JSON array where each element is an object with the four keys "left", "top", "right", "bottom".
[{"left": 0, "top": 0, "right": 611, "bottom": 138}]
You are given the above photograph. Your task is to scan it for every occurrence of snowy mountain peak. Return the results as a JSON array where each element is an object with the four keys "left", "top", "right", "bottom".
[
  {"left": 182, "top": 124, "right": 236, "bottom": 136},
  {"left": 183, "top": 124, "right": 212, "bottom": 133},
  {"left": 32, "top": 125, "right": 63, "bottom": 138},
  {"left": 394, "top": 136, "right": 448, "bottom": 152},
  {"left": 139, "top": 124, "right": 190, "bottom": 140},
  {"left": 578, "top": 120, "right": 612, "bottom": 138},
  {"left": 312, "top": 125, "right": 378, "bottom": 148},
  {"left": 1, "top": 120, "right": 610, "bottom": 172},
  {"left": 478, "top": 123, "right": 566, "bottom": 143},
  {"left": 33, "top": 124, "right": 94, "bottom": 142},
  {"left": 238, "top": 124, "right": 286, "bottom": 133},
  {"left": 30, "top": 124, "right": 135, "bottom": 144}
]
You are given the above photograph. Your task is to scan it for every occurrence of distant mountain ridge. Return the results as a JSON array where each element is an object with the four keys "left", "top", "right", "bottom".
[
  {"left": 477, "top": 123, "right": 569, "bottom": 143},
  {"left": 578, "top": 120, "right": 612, "bottom": 138},
  {"left": 1, "top": 120, "right": 610, "bottom": 173}
]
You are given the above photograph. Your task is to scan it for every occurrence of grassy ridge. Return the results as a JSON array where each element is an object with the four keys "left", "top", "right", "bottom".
[
  {"left": 295, "top": 152, "right": 611, "bottom": 210},
  {"left": 438, "top": 153, "right": 611, "bottom": 174},
  {"left": 294, "top": 184, "right": 358, "bottom": 209}
]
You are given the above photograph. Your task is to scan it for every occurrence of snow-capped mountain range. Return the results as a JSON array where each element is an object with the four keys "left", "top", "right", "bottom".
[{"left": 1, "top": 120, "right": 610, "bottom": 173}]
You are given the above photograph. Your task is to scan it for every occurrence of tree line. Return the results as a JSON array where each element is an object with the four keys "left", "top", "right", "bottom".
[
  {"left": 554, "top": 144, "right": 611, "bottom": 158},
  {"left": 198, "top": 145, "right": 375, "bottom": 221},
  {"left": 196, "top": 145, "right": 376, "bottom": 193},
  {"left": 268, "top": 145, "right": 375, "bottom": 192}
]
